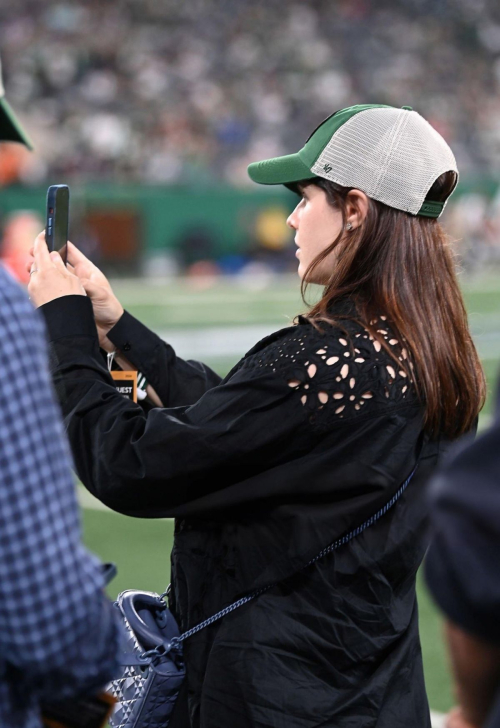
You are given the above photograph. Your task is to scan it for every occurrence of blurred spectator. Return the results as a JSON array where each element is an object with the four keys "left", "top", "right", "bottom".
[
  {"left": 0, "top": 141, "right": 30, "bottom": 185},
  {"left": 0, "top": 210, "right": 43, "bottom": 284},
  {"left": 1, "top": 0, "right": 500, "bottom": 186}
]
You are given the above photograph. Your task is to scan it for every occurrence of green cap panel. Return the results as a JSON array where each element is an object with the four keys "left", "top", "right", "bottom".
[
  {"left": 248, "top": 104, "right": 392, "bottom": 186},
  {"left": 0, "top": 97, "right": 34, "bottom": 150},
  {"left": 248, "top": 152, "right": 315, "bottom": 186}
]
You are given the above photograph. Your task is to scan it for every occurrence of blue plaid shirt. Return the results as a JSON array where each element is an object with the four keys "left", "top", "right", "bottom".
[{"left": 0, "top": 268, "right": 121, "bottom": 727}]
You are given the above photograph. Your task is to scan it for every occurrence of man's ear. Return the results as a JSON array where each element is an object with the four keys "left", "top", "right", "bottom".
[{"left": 345, "top": 189, "right": 369, "bottom": 229}]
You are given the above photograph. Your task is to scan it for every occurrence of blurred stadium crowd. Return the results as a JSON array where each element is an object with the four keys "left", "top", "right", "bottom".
[{"left": 1, "top": 0, "right": 500, "bottom": 186}]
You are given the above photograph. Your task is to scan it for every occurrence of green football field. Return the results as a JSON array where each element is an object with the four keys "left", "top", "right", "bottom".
[{"left": 80, "top": 272, "right": 500, "bottom": 716}]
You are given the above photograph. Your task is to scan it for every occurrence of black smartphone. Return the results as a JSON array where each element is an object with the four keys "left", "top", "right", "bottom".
[{"left": 46, "top": 184, "right": 69, "bottom": 265}]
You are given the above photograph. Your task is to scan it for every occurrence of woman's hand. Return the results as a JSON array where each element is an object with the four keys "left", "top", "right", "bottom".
[
  {"left": 27, "top": 238, "right": 124, "bottom": 352},
  {"left": 65, "top": 242, "right": 124, "bottom": 351},
  {"left": 27, "top": 233, "right": 87, "bottom": 307},
  {"left": 64, "top": 244, "right": 164, "bottom": 404}
]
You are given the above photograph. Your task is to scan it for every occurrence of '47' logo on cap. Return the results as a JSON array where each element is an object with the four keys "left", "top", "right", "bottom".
[{"left": 323, "top": 164, "right": 333, "bottom": 173}]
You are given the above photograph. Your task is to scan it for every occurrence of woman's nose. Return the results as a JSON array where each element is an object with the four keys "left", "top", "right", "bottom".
[{"left": 287, "top": 209, "right": 297, "bottom": 230}]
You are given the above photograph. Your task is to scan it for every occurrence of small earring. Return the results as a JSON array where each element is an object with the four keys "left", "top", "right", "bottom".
[{"left": 345, "top": 222, "right": 353, "bottom": 231}]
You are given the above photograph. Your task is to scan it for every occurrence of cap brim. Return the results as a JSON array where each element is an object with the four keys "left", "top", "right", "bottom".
[
  {"left": 0, "top": 97, "right": 34, "bottom": 150},
  {"left": 248, "top": 151, "right": 316, "bottom": 185}
]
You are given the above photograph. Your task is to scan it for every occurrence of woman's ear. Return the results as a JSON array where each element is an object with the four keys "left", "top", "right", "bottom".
[{"left": 345, "top": 189, "right": 369, "bottom": 230}]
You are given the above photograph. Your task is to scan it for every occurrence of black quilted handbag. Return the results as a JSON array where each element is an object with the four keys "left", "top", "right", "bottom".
[
  {"left": 108, "top": 588, "right": 185, "bottom": 728},
  {"left": 108, "top": 467, "right": 416, "bottom": 728}
]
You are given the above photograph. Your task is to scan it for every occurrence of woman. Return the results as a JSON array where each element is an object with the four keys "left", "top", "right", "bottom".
[{"left": 28, "top": 104, "right": 484, "bottom": 728}]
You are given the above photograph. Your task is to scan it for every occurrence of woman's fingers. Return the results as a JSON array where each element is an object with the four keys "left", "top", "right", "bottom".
[
  {"left": 26, "top": 254, "right": 35, "bottom": 274},
  {"left": 28, "top": 241, "right": 86, "bottom": 307},
  {"left": 66, "top": 242, "right": 105, "bottom": 283},
  {"left": 67, "top": 241, "right": 92, "bottom": 269},
  {"left": 49, "top": 251, "right": 70, "bottom": 273},
  {"left": 25, "top": 245, "right": 36, "bottom": 273},
  {"left": 79, "top": 277, "right": 102, "bottom": 298},
  {"left": 79, "top": 276, "right": 124, "bottom": 329},
  {"left": 33, "top": 232, "right": 52, "bottom": 270}
]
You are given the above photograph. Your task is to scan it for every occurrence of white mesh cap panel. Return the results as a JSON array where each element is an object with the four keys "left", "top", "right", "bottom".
[{"left": 311, "top": 108, "right": 458, "bottom": 215}]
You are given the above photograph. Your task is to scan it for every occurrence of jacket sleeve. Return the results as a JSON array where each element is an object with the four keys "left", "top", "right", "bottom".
[
  {"left": 0, "top": 281, "right": 121, "bottom": 702},
  {"left": 41, "top": 296, "right": 315, "bottom": 518},
  {"left": 106, "top": 309, "right": 222, "bottom": 406}
]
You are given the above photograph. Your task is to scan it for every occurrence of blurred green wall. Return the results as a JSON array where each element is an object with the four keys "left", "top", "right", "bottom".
[
  {"left": 0, "top": 184, "right": 292, "bottom": 258},
  {"left": 0, "top": 178, "right": 496, "bottom": 259}
]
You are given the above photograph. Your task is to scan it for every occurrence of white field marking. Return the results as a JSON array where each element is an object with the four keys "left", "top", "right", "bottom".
[
  {"left": 110, "top": 276, "right": 500, "bottom": 307},
  {"left": 111, "top": 275, "right": 298, "bottom": 288},
  {"left": 151, "top": 312, "right": 296, "bottom": 327},
  {"left": 111, "top": 272, "right": 500, "bottom": 293},
  {"left": 151, "top": 326, "right": 500, "bottom": 361},
  {"left": 157, "top": 324, "right": 279, "bottom": 358},
  {"left": 112, "top": 291, "right": 302, "bottom": 306},
  {"left": 111, "top": 282, "right": 302, "bottom": 307},
  {"left": 430, "top": 711, "right": 446, "bottom": 728}
]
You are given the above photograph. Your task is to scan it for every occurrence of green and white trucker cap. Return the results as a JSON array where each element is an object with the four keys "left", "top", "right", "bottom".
[
  {"left": 248, "top": 104, "right": 458, "bottom": 218},
  {"left": 0, "top": 58, "right": 33, "bottom": 150}
]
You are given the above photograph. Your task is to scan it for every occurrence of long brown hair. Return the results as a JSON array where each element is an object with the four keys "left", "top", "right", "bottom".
[{"left": 294, "top": 174, "right": 486, "bottom": 439}]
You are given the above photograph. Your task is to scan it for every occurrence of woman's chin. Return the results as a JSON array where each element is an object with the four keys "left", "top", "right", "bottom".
[
  {"left": 296, "top": 257, "right": 325, "bottom": 284},
  {"left": 299, "top": 269, "right": 327, "bottom": 286}
]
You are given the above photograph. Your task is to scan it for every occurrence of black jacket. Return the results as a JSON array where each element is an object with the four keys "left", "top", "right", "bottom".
[{"left": 41, "top": 294, "right": 448, "bottom": 728}]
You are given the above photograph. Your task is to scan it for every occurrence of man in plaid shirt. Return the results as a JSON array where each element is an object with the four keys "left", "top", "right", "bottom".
[{"left": 0, "top": 64, "right": 121, "bottom": 726}]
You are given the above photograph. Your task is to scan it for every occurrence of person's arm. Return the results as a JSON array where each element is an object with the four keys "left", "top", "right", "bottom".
[
  {"left": 71, "top": 241, "right": 222, "bottom": 405},
  {"left": 0, "top": 272, "right": 121, "bottom": 701},
  {"left": 39, "top": 295, "right": 317, "bottom": 516},
  {"left": 39, "top": 292, "right": 421, "bottom": 524},
  {"left": 26, "top": 239, "right": 222, "bottom": 406},
  {"left": 443, "top": 622, "right": 500, "bottom": 728},
  {"left": 107, "top": 308, "right": 222, "bottom": 407}
]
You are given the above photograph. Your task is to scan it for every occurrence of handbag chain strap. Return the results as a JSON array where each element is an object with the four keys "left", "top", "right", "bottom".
[{"left": 170, "top": 467, "right": 416, "bottom": 647}]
